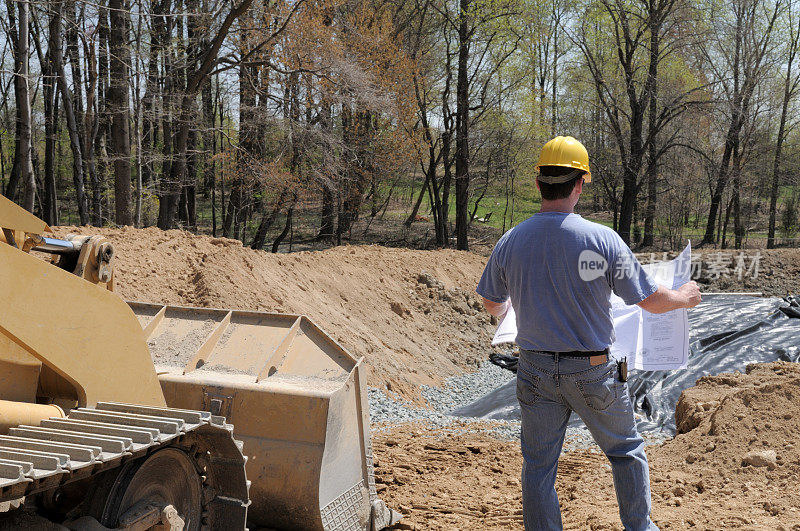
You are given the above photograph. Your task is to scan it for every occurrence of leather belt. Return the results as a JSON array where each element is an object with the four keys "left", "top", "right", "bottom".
[{"left": 536, "top": 348, "right": 610, "bottom": 358}]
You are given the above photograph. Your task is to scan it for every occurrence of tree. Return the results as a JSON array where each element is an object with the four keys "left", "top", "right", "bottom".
[
  {"left": 574, "top": 0, "right": 700, "bottom": 245},
  {"left": 4, "top": 0, "right": 34, "bottom": 211},
  {"left": 700, "top": 0, "right": 783, "bottom": 247},
  {"left": 767, "top": 0, "right": 800, "bottom": 248},
  {"left": 157, "top": 0, "right": 257, "bottom": 229},
  {"left": 108, "top": 0, "right": 134, "bottom": 225}
]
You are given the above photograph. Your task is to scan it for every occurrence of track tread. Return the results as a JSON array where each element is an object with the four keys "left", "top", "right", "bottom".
[{"left": 0, "top": 402, "right": 249, "bottom": 524}]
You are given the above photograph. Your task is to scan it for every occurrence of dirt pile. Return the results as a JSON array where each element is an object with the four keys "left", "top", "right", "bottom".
[
  {"left": 634, "top": 248, "right": 800, "bottom": 296},
  {"left": 653, "top": 361, "right": 800, "bottom": 528},
  {"left": 377, "top": 362, "right": 800, "bottom": 529},
  {"left": 51, "top": 226, "right": 497, "bottom": 397}
]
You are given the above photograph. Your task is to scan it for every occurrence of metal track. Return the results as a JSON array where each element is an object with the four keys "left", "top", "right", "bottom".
[{"left": 0, "top": 402, "right": 249, "bottom": 527}]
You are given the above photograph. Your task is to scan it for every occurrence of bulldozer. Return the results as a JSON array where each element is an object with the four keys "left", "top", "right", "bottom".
[{"left": 0, "top": 194, "right": 400, "bottom": 530}]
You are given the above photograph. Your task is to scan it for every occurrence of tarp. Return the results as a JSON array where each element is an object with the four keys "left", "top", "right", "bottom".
[{"left": 454, "top": 295, "right": 800, "bottom": 435}]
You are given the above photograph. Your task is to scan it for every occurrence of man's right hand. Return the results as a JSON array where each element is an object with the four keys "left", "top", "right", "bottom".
[
  {"left": 639, "top": 282, "right": 701, "bottom": 314},
  {"left": 678, "top": 281, "right": 701, "bottom": 308}
]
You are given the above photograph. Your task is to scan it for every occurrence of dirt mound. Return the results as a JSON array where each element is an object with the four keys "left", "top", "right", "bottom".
[
  {"left": 690, "top": 249, "right": 800, "bottom": 296},
  {"left": 633, "top": 248, "right": 800, "bottom": 296},
  {"left": 653, "top": 361, "right": 800, "bottom": 527},
  {"left": 376, "top": 362, "right": 800, "bottom": 529},
  {"left": 51, "top": 226, "right": 497, "bottom": 397}
]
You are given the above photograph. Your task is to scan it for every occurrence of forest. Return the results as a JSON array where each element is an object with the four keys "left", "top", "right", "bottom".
[{"left": 1, "top": 0, "right": 799, "bottom": 251}]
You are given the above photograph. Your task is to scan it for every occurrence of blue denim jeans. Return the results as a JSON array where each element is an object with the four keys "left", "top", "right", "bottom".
[{"left": 517, "top": 350, "right": 658, "bottom": 531}]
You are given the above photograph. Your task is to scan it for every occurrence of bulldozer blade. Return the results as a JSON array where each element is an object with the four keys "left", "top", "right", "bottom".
[{"left": 128, "top": 302, "right": 399, "bottom": 531}]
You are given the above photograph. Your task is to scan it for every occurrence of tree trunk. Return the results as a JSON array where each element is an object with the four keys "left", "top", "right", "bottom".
[
  {"left": 732, "top": 141, "right": 743, "bottom": 249},
  {"left": 721, "top": 194, "right": 733, "bottom": 249},
  {"left": 108, "top": 0, "right": 133, "bottom": 225},
  {"left": 202, "top": 76, "right": 217, "bottom": 234},
  {"left": 272, "top": 194, "right": 296, "bottom": 252},
  {"left": 454, "top": 0, "right": 470, "bottom": 251},
  {"left": 141, "top": 0, "right": 164, "bottom": 191},
  {"left": 185, "top": 128, "right": 198, "bottom": 229},
  {"left": 319, "top": 186, "right": 336, "bottom": 239},
  {"left": 439, "top": 131, "right": 452, "bottom": 246},
  {"left": 643, "top": 14, "right": 659, "bottom": 248},
  {"left": 702, "top": 122, "right": 737, "bottom": 245},
  {"left": 317, "top": 100, "right": 335, "bottom": 239},
  {"left": 41, "top": 12, "right": 59, "bottom": 224},
  {"left": 338, "top": 110, "right": 372, "bottom": 236},
  {"left": 405, "top": 171, "right": 430, "bottom": 228},
  {"left": 251, "top": 189, "right": 287, "bottom": 250},
  {"left": 768, "top": 33, "right": 797, "bottom": 248},
  {"left": 51, "top": 0, "right": 89, "bottom": 224},
  {"left": 92, "top": 0, "right": 110, "bottom": 225},
  {"left": 5, "top": 0, "right": 34, "bottom": 211},
  {"left": 617, "top": 164, "right": 638, "bottom": 244}
]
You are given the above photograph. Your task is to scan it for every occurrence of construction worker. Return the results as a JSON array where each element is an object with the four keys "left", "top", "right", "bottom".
[{"left": 477, "top": 136, "right": 701, "bottom": 530}]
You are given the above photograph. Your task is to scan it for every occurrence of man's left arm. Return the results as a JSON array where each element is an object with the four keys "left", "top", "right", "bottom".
[{"left": 477, "top": 241, "right": 509, "bottom": 317}]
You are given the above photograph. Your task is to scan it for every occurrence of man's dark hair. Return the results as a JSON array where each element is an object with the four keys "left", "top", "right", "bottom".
[{"left": 537, "top": 166, "right": 584, "bottom": 201}]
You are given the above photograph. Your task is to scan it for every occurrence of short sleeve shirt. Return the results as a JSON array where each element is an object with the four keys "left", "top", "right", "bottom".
[{"left": 476, "top": 212, "right": 658, "bottom": 352}]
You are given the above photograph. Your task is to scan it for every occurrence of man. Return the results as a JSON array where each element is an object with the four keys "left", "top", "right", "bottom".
[{"left": 476, "top": 136, "right": 701, "bottom": 530}]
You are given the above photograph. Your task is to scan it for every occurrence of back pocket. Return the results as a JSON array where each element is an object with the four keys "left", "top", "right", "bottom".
[
  {"left": 516, "top": 368, "right": 541, "bottom": 407},
  {"left": 577, "top": 367, "right": 618, "bottom": 411}
]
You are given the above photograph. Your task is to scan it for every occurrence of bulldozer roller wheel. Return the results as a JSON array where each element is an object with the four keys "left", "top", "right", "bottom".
[
  {"left": 0, "top": 403, "right": 248, "bottom": 529},
  {"left": 92, "top": 448, "right": 203, "bottom": 530}
]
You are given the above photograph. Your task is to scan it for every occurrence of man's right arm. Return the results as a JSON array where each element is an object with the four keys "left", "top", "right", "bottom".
[{"left": 637, "top": 281, "right": 702, "bottom": 314}]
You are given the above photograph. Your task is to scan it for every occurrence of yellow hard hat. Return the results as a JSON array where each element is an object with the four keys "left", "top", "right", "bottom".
[{"left": 535, "top": 136, "right": 592, "bottom": 183}]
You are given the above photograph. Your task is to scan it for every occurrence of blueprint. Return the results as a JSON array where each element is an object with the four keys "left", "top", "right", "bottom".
[{"left": 492, "top": 243, "right": 692, "bottom": 371}]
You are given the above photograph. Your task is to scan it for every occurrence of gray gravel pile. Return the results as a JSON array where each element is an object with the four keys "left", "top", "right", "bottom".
[
  {"left": 368, "top": 360, "right": 670, "bottom": 449},
  {"left": 369, "top": 361, "right": 596, "bottom": 448},
  {"left": 420, "top": 361, "right": 515, "bottom": 413},
  {"left": 368, "top": 386, "right": 522, "bottom": 440},
  {"left": 367, "top": 362, "right": 520, "bottom": 440}
]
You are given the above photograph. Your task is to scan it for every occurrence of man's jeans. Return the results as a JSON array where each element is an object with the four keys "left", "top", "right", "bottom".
[{"left": 517, "top": 350, "right": 658, "bottom": 531}]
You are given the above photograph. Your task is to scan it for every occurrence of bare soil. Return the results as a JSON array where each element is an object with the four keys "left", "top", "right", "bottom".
[
  {"left": 52, "top": 226, "right": 499, "bottom": 398},
  {"left": 377, "top": 362, "right": 800, "bottom": 530},
  {"left": 635, "top": 248, "right": 800, "bottom": 297}
]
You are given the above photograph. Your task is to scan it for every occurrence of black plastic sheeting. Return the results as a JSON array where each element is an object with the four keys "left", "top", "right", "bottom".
[{"left": 454, "top": 295, "right": 800, "bottom": 435}]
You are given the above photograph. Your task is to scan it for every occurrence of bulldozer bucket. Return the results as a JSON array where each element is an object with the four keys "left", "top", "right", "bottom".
[{"left": 128, "top": 302, "right": 400, "bottom": 531}]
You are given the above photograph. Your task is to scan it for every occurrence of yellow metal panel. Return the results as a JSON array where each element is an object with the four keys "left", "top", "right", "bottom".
[
  {"left": 159, "top": 372, "right": 331, "bottom": 529},
  {"left": 0, "top": 194, "right": 50, "bottom": 234},
  {"left": 0, "top": 243, "right": 166, "bottom": 407},
  {"left": 0, "top": 335, "right": 41, "bottom": 402}
]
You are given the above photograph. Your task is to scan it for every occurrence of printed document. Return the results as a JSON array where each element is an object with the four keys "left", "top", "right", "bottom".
[{"left": 492, "top": 243, "right": 691, "bottom": 371}]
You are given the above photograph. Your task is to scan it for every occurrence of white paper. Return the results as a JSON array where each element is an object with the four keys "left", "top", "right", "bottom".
[
  {"left": 491, "top": 243, "right": 692, "bottom": 371},
  {"left": 493, "top": 305, "right": 518, "bottom": 345}
]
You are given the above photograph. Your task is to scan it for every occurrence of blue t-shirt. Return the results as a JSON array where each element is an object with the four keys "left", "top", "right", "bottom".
[{"left": 476, "top": 212, "right": 658, "bottom": 352}]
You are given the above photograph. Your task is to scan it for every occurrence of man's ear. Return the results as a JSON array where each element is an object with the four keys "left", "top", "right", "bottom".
[
  {"left": 574, "top": 178, "right": 584, "bottom": 196},
  {"left": 535, "top": 178, "right": 541, "bottom": 191}
]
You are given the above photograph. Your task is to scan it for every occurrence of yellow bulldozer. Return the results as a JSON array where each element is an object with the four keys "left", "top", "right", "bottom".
[{"left": 0, "top": 194, "right": 400, "bottom": 530}]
